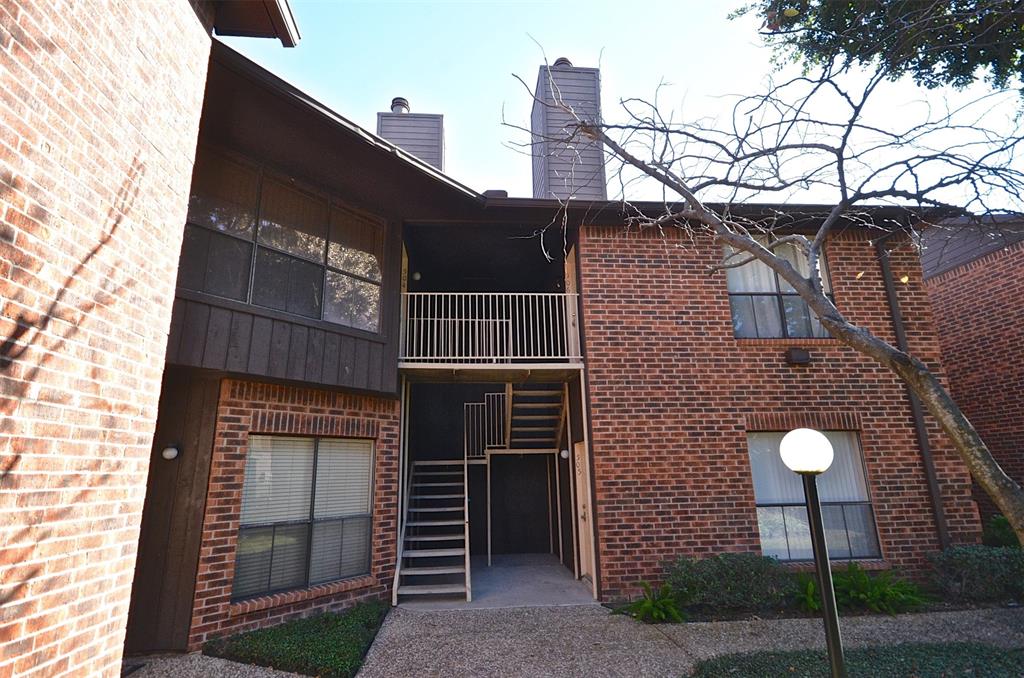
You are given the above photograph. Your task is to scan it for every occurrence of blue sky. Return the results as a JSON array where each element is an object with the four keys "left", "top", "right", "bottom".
[
  {"left": 221, "top": 1, "right": 770, "bottom": 198},
  {"left": 222, "top": 1, "right": 1018, "bottom": 209}
]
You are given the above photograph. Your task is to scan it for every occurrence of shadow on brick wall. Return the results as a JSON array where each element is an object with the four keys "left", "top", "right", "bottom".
[{"left": 0, "top": 154, "right": 145, "bottom": 606}]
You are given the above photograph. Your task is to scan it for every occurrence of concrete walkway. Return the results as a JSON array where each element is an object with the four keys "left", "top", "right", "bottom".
[
  {"left": 357, "top": 605, "right": 1024, "bottom": 678},
  {"left": 399, "top": 554, "right": 596, "bottom": 611}
]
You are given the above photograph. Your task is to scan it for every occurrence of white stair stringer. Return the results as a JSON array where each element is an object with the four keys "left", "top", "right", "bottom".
[{"left": 395, "top": 460, "right": 470, "bottom": 602}]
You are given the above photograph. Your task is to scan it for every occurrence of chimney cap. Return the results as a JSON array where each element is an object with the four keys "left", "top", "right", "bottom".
[
  {"left": 483, "top": 189, "right": 508, "bottom": 198},
  {"left": 390, "top": 97, "right": 410, "bottom": 114},
  {"left": 553, "top": 57, "right": 573, "bottom": 67}
]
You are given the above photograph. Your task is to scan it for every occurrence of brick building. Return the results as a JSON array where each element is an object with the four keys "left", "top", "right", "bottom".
[
  {"left": 0, "top": 2, "right": 297, "bottom": 676},
  {"left": 2, "top": 4, "right": 981, "bottom": 673},
  {"left": 923, "top": 221, "right": 1024, "bottom": 519}
]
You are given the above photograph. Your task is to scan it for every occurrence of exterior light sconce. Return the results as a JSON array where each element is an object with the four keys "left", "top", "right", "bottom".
[
  {"left": 785, "top": 347, "right": 811, "bottom": 365},
  {"left": 780, "top": 428, "right": 846, "bottom": 677},
  {"left": 560, "top": 449, "right": 570, "bottom": 459},
  {"left": 412, "top": 272, "right": 422, "bottom": 281},
  {"left": 161, "top": 445, "right": 180, "bottom": 461}
]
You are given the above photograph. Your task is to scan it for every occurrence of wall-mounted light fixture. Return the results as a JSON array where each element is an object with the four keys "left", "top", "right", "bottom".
[
  {"left": 412, "top": 272, "right": 422, "bottom": 281},
  {"left": 560, "top": 449, "right": 570, "bottom": 459},
  {"left": 161, "top": 445, "right": 180, "bottom": 461}
]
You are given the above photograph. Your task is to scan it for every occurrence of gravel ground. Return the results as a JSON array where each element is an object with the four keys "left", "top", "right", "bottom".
[
  {"left": 357, "top": 605, "right": 1024, "bottom": 678},
  {"left": 123, "top": 652, "right": 301, "bottom": 677},
  {"left": 123, "top": 606, "right": 1024, "bottom": 678}
]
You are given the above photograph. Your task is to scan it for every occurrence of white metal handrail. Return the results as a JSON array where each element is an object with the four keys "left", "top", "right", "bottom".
[
  {"left": 401, "top": 292, "right": 581, "bottom": 363},
  {"left": 464, "top": 392, "right": 507, "bottom": 459}
]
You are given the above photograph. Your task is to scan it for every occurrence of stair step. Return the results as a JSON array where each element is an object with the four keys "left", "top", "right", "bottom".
[
  {"left": 404, "top": 533, "right": 464, "bottom": 541},
  {"left": 411, "top": 494, "right": 464, "bottom": 499},
  {"left": 512, "top": 426, "right": 557, "bottom": 432},
  {"left": 398, "top": 584, "right": 466, "bottom": 595},
  {"left": 413, "top": 460, "right": 464, "bottom": 466},
  {"left": 514, "top": 390, "right": 561, "bottom": 396},
  {"left": 408, "top": 506, "right": 463, "bottom": 513},
  {"left": 406, "top": 520, "right": 464, "bottom": 527},
  {"left": 401, "top": 565, "right": 466, "bottom": 576},
  {"left": 513, "top": 415, "right": 559, "bottom": 420},
  {"left": 412, "top": 482, "right": 463, "bottom": 488},
  {"left": 414, "top": 471, "right": 463, "bottom": 476},
  {"left": 513, "top": 403, "right": 560, "bottom": 409},
  {"left": 404, "top": 548, "right": 466, "bottom": 557}
]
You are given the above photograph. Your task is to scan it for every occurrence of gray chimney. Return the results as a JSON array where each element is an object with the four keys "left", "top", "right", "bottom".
[
  {"left": 377, "top": 97, "right": 444, "bottom": 171},
  {"left": 531, "top": 58, "right": 607, "bottom": 201}
]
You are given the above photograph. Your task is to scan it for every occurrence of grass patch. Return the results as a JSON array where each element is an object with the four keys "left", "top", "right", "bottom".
[
  {"left": 691, "top": 642, "right": 1024, "bottom": 677},
  {"left": 204, "top": 600, "right": 388, "bottom": 677}
]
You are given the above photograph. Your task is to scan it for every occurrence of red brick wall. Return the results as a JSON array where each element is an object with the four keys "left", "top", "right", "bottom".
[
  {"left": 577, "top": 227, "right": 979, "bottom": 599},
  {"left": 926, "top": 241, "right": 1024, "bottom": 519},
  {"left": 187, "top": 379, "right": 399, "bottom": 649},
  {"left": 0, "top": 1, "right": 214, "bottom": 675}
]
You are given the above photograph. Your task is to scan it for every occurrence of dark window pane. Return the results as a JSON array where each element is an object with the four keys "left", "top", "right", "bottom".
[
  {"left": 309, "top": 519, "right": 344, "bottom": 585},
  {"left": 287, "top": 256, "right": 324, "bottom": 319},
  {"left": 269, "top": 523, "right": 309, "bottom": 592},
  {"left": 844, "top": 504, "right": 881, "bottom": 558},
  {"left": 252, "top": 248, "right": 291, "bottom": 312},
  {"left": 808, "top": 304, "right": 830, "bottom": 338},
  {"left": 782, "top": 505, "right": 813, "bottom": 560},
  {"left": 782, "top": 296, "right": 813, "bottom": 338},
  {"left": 729, "top": 295, "right": 757, "bottom": 338},
  {"left": 756, "top": 506, "right": 789, "bottom": 560},
  {"left": 340, "top": 515, "right": 371, "bottom": 578},
  {"left": 752, "top": 296, "right": 784, "bottom": 338},
  {"left": 188, "top": 151, "right": 257, "bottom": 238},
  {"left": 822, "top": 504, "right": 852, "bottom": 559},
  {"left": 177, "top": 224, "right": 209, "bottom": 291},
  {"left": 204, "top": 232, "right": 252, "bottom": 301},
  {"left": 258, "top": 179, "right": 327, "bottom": 263},
  {"left": 329, "top": 207, "right": 383, "bottom": 282},
  {"left": 232, "top": 526, "right": 273, "bottom": 599},
  {"left": 324, "top": 271, "right": 380, "bottom": 332}
]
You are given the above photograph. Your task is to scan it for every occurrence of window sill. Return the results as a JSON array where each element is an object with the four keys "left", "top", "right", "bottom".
[
  {"left": 735, "top": 337, "right": 839, "bottom": 347},
  {"left": 781, "top": 558, "right": 889, "bottom": 572},
  {"left": 228, "top": 574, "right": 375, "bottom": 617}
]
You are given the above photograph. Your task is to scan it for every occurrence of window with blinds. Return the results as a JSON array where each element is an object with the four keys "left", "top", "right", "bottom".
[
  {"left": 178, "top": 147, "right": 384, "bottom": 333},
  {"left": 747, "top": 431, "right": 881, "bottom": 561},
  {"left": 725, "top": 241, "right": 833, "bottom": 339},
  {"left": 232, "top": 435, "right": 374, "bottom": 600}
]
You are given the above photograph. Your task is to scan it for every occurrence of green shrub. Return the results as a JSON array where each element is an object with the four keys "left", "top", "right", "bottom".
[
  {"left": 929, "top": 545, "right": 1024, "bottom": 602},
  {"left": 664, "top": 552, "right": 795, "bottom": 611},
  {"left": 793, "top": 572, "right": 821, "bottom": 612},
  {"left": 204, "top": 601, "right": 387, "bottom": 677},
  {"left": 793, "top": 564, "right": 925, "bottom": 614},
  {"left": 982, "top": 514, "right": 1021, "bottom": 548},
  {"left": 613, "top": 581, "right": 684, "bottom": 623},
  {"left": 692, "top": 642, "right": 1024, "bottom": 677}
]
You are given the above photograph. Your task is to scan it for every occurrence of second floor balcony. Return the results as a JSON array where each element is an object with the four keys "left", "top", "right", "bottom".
[{"left": 399, "top": 292, "right": 582, "bottom": 368}]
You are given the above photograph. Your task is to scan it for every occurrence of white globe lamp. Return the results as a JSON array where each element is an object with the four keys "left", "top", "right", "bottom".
[{"left": 779, "top": 428, "right": 833, "bottom": 475}]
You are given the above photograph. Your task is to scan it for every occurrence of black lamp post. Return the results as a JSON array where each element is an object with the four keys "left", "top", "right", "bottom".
[{"left": 780, "top": 428, "right": 847, "bottom": 678}]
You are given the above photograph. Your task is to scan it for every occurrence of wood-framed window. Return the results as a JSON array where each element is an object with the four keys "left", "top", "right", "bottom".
[
  {"left": 726, "top": 241, "right": 832, "bottom": 339},
  {"left": 746, "top": 431, "right": 881, "bottom": 561},
  {"left": 178, "top": 148, "right": 384, "bottom": 333},
  {"left": 231, "top": 435, "right": 374, "bottom": 601}
]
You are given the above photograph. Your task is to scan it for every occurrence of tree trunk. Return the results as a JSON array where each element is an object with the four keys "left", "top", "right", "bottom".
[{"left": 826, "top": 318, "right": 1024, "bottom": 545}]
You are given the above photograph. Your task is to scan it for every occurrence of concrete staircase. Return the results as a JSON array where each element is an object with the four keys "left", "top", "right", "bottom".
[{"left": 395, "top": 460, "right": 470, "bottom": 602}]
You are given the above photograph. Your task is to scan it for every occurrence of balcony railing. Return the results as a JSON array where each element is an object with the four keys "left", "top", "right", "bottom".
[{"left": 400, "top": 292, "right": 582, "bottom": 364}]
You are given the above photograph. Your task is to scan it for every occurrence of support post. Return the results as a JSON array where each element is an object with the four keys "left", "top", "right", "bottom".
[{"left": 803, "top": 473, "right": 847, "bottom": 678}]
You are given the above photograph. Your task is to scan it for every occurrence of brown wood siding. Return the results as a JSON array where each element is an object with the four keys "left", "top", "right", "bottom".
[
  {"left": 166, "top": 219, "right": 401, "bottom": 395},
  {"left": 125, "top": 368, "right": 220, "bottom": 654}
]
